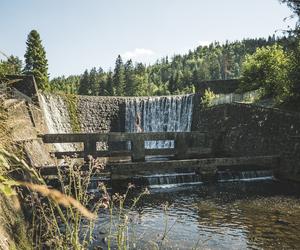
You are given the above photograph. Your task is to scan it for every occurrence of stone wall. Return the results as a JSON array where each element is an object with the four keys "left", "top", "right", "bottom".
[
  {"left": 77, "top": 95, "right": 126, "bottom": 133},
  {"left": 191, "top": 103, "right": 300, "bottom": 182}
]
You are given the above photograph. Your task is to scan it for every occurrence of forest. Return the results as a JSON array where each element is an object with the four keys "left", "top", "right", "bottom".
[
  {"left": 1, "top": 0, "right": 300, "bottom": 109},
  {"left": 0, "top": 35, "right": 293, "bottom": 96},
  {"left": 49, "top": 36, "right": 291, "bottom": 96}
]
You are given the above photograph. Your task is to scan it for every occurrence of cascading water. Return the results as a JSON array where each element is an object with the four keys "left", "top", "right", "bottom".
[
  {"left": 125, "top": 94, "right": 199, "bottom": 187},
  {"left": 39, "top": 93, "right": 75, "bottom": 152},
  {"left": 217, "top": 170, "right": 273, "bottom": 182},
  {"left": 144, "top": 172, "right": 203, "bottom": 189},
  {"left": 125, "top": 94, "right": 193, "bottom": 148}
]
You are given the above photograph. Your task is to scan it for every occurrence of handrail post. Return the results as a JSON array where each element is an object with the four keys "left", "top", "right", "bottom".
[
  {"left": 131, "top": 137, "right": 145, "bottom": 162},
  {"left": 83, "top": 137, "right": 97, "bottom": 161},
  {"left": 175, "top": 133, "right": 188, "bottom": 159}
]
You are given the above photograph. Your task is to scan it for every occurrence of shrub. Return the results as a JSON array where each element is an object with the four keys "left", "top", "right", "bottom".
[
  {"left": 239, "top": 44, "right": 291, "bottom": 103},
  {"left": 200, "top": 88, "right": 217, "bottom": 107}
]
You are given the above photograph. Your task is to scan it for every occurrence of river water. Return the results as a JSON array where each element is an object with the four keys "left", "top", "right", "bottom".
[{"left": 91, "top": 179, "right": 300, "bottom": 249}]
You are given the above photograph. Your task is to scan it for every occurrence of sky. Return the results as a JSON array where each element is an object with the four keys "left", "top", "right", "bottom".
[{"left": 0, "top": 0, "right": 296, "bottom": 78}]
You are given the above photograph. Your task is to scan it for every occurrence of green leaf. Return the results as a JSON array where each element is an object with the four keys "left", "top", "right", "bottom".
[{"left": 0, "top": 183, "right": 17, "bottom": 196}]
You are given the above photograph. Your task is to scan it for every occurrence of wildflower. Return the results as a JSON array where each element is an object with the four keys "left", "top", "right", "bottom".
[
  {"left": 128, "top": 182, "right": 135, "bottom": 189},
  {"left": 101, "top": 194, "right": 110, "bottom": 209},
  {"left": 143, "top": 187, "right": 150, "bottom": 195},
  {"left": 98, "top": 182, "right": 105, "bottom": 191}
]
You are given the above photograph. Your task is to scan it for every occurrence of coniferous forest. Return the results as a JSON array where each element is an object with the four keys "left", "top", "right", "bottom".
[
  {"left": 0, "top": 0, "right": 300, "bottom": 107},
  {"left": 49, "top": 36, "right": 291, "bottom": 96}
]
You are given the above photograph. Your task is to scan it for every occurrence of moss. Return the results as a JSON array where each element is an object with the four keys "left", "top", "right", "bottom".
[{"left": 63, "top": 94, "right": 81, "bottom": 133}]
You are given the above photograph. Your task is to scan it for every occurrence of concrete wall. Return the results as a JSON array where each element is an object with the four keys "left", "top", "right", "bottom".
[
  {"left": 196, "top": 79, "right": 240, "bottom": 95},
  {"left": 192, "top": 103, "right": 300, "bottom": 182},
  {"left": 76, "top": 95, "right": 126, "bottom": 133}
]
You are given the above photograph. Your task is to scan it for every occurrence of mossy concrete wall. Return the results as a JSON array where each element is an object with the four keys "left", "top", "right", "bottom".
[{"left": 192, "top": 103, "right": 300, "bottom": 182}]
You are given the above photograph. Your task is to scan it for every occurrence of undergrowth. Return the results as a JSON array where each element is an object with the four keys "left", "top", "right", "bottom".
[{"left": 0, "top": 86, "right": 178, "bottom": 250}]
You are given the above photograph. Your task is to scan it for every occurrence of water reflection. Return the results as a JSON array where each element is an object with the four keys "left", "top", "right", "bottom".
[{"left": 93, "top": 180, "right": 300, "bottom": 249}]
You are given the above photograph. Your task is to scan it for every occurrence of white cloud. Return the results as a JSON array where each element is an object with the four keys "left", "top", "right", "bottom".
[
  {"left": 197, "top": 40, "right": 211, "bottom": 47},
  {"left": 122, "top": 48, "right": 155, "bottom": 61}
]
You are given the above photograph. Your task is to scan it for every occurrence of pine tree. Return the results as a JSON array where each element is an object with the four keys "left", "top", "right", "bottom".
[
  {"left": 113, "top": 55, "right": 125, "bottom": 96},
  {"left": 106, "top": 71, "right": 114, "bottom": 96},
  {"left": 23, "top": 30, "right": 49, "bottom": 90},
  {"left": 89, "top": 67, "right": 99, "bottom": 95},
  {"left": 124, "top": 60, "right": 136, "bottom": 96},
  {"left": 78, "top": 70, "right": 90, "bottom": 95},
  {"left": 98, "top": 67, "right": 106, "bottom": 96}
]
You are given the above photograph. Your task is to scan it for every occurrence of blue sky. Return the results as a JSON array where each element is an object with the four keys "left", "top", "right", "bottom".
[{"left": 0, "top": 0, "right": 296, "bottom": 78}]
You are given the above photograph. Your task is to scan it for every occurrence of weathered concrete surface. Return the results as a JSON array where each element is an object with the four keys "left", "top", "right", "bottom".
[
  {"left": 7, "top": 98, "right": 53, "bottom": 166},
  {"left": 77, "top": 96, "right": 126, "bottom": 133},
  {"left": 41, "top": 131, "right": 209, "bottom": 161},
  {"left": 195, "top": 79, "right": 240, "bottom": 95},
  {"left": 109, "top": 155, "right": 279, "bottom": 180},
  {"left": 192, "top": 103, "right": 300, "bottom": 182}
]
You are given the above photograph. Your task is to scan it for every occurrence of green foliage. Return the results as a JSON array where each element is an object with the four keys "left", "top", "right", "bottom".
[
  {"left": 113, "top": 55, "right": 126, "bottom": 96},
  {"left": 0, "top": 54, "right": 22, "bottom": 78},
  {"left": 240, "top": 44, "right": 291, "bottom": 102},
  {"left": 0, "top": 176, "right": 18, "bottom": 196},
  {"left": 280, "top": 0, "right": 300, "bottom": 32},
  {"left": 50, "top": 37, "right": 284, "bottom": 96},
  {"left": 124, "top": 59, "right": 136, "bottom": 96},
  {"left": 50, "top": 75, "right": 80, "bottom": 94},
  {"left": 23, "top": 30, "right": 49, "bottom": 90},
  {"left": 200, "top": 88, "right": 217, "bottom": 108}
]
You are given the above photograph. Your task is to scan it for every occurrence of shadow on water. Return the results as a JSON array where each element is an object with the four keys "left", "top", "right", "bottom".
[{"left": 91, "top": 179, "right": 300, "bottom": 249}]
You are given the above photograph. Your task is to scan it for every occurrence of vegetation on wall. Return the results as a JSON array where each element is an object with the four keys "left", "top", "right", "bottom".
[
  {"left": 63, "top": 94, "right": 81, "bottom": 133},
  {"left": 200, "top": 88, "right": 218, "bottom": 108}
]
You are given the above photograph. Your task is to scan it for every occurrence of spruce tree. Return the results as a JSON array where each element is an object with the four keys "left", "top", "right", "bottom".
[
  {"left": 23, "top": 30, "right": 49, "bottom": 90},
  {"left": 78, "top": 70, "right": 90, "bottom": 95},
  {"left": 124, "top": 59, "right": 136, "bottom": 96},
  {"left": 106, "top": 71, "right": 114, "bottom": 96},
  {"left": 113, "top": 55, "right": 125, "bottom": 96},
  {"left": 98, "top": 67, "right": 107, "bottom": 96}
]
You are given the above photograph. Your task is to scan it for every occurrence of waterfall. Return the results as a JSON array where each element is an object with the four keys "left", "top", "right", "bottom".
[
  {"left": 39, "top": 93, "right": 74, "bottom": 152},
  {"left": 125, "top": 94, "right": 194, "bottom": 148}
]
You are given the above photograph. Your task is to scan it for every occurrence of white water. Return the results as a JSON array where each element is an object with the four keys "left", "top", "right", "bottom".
[
  {"left": 39, "top": 93, "right": 75, "bottom": 152},
  {"left": 125, "top": 95, "right": 194, "bottom": 148}
]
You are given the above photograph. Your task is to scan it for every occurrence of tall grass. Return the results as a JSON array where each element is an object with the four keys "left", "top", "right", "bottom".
[{"left": 0, "top": 86, "right": 179, "bottom": 249}]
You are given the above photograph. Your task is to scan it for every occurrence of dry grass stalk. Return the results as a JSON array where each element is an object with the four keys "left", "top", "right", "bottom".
[{"left": 19, "top": 182, "right": 97, "bottom": 221}]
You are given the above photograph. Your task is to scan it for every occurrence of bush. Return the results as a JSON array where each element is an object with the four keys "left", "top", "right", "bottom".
[
  {"left": 200, "top": 88, "right": 217, "bottom": 107},
  {"left": 239, "top": 44, "right": 291, "bottom": 103}
]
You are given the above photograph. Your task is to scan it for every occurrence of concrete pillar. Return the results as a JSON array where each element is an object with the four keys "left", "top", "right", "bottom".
[
  {"left": 131, "top": 138, "right": 145, "bottom": 162},
  {"left": 84, "top": 138, "right": 97, "bottom": 161},
  {"left": 175, "top": 133, "right": 188, "bottom": 159}
]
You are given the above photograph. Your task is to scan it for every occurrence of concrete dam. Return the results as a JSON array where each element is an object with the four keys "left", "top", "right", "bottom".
[{"left": 38, "top": 92, "right": 287, "bottom": 185}]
